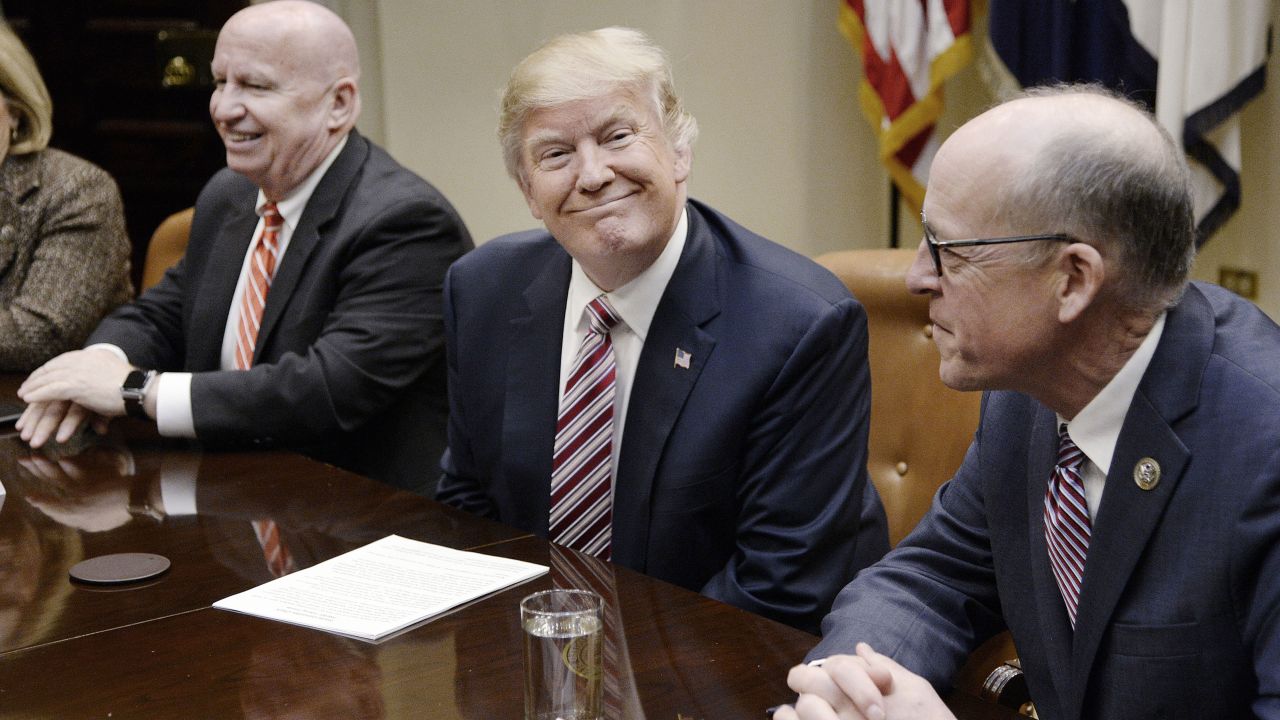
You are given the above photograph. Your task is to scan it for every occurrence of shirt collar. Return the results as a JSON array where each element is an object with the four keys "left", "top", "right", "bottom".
[
  {"left": 1060, "top": 311, "right": 1167, "bottom": 476},
  {"left": 565, "top": 207, "right": 688, "bottom": 341},
  {"left": 254, "top": 134, "right": 348, "bottom": 232}
]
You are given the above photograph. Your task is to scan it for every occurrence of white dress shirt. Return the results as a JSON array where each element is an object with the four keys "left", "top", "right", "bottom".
[
  {"left": 1058, "top": 311, "right": 1167, "bottom": 520},
  {"left": 557, "top": 208, "right": 688, "bottom": 477},
  {"left": 96, "top": 136, "right": 347, "bottom": 437}
]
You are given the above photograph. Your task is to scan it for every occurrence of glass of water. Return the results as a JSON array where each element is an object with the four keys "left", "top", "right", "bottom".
[{"left": 520, "top": 589, "right": 603, "bottom": 720}]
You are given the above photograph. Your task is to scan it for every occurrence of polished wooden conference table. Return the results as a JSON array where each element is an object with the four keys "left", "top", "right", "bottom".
[{"left": 0, "top": 410, "right": 1020, "bottom": 718}]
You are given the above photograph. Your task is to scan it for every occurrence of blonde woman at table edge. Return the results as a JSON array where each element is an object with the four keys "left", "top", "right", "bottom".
[{"left": 0, "top": 21, "right": 132, "bottom": 372}]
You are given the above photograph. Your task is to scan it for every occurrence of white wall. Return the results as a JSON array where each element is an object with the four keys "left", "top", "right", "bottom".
[
  {"left": 374, "top": 0, "right": 886, "bottom": 257},
  {"left": 362, "top": 0, "right": 1280, "bottom": 319}
]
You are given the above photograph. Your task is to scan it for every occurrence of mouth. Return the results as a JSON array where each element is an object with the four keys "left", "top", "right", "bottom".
[
  {"left": 222, "top": 129, "right": 263, "bottom": 146},
  {"left": 568, "top": 192, "right": 636, "bottom": 214}
]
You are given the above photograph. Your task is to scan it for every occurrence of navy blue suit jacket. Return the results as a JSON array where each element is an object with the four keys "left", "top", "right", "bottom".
[
  {"left": 438, "top": 199, "right": 888, "bottom": 632},
  {"left": 89, "top": 132, "right": 473, "bottom": 493},
  {"left": 814, "top": 282, "right": 1280, "bottom": 719}
]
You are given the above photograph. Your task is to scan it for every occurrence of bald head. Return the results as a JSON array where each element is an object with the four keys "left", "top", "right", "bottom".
[
  {"left": 210, "top": 0, "right": 362, "bottom": 199},
  {"left": 929, "top": 85, "right": 1195, "bottom": 312},
  {"left": 223, "top": 1, "right": 361, "bottom": 86}
]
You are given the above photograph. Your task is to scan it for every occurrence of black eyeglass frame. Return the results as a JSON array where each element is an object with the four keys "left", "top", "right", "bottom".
[{"left": 921, "top": 217, "right": 1074, "bottom": 277}]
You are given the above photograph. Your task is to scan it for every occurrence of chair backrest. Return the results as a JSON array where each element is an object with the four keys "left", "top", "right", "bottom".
[
  {"left": 141, "top": 207, "right": 194, "bottom": 292},
  {"left": 817, "top": 249, "right": 982, "bottom": 547}
]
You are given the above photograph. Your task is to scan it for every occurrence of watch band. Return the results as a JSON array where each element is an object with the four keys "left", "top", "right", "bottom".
[{"left": 121, "top": 369, "right": 156, "bottom": 420}]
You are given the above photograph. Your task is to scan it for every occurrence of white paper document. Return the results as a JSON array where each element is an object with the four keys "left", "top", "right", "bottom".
[{"left": 213, "top": 534, "right": 547, "bottom": 641}]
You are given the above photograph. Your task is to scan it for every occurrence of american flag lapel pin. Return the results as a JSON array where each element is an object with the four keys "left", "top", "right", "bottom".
[{"left": 674, "top": 348, "right": 692, "bottom": 369}]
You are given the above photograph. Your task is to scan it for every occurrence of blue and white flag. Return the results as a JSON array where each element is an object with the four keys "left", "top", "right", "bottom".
[{"left": 988, "top": 0, "right": 1270, "bottom": 244}]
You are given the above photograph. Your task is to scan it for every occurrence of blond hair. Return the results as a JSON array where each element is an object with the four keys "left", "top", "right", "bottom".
[
  {"left": 0, "top": 22, "right": 52, "bottom": 154},
  {"left": 498, "top": 26, "right": 697, "bottom": 180}
]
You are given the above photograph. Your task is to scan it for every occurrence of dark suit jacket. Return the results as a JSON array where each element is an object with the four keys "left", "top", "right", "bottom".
[
  {"left": 813, "top": 282, "right": 1280, "bottom": 720},
  {"left": 437, "top": 199, "right": 888, "bottom": 632},
  {"left": 88, "top": 132, "right": 473, "bottom": 494}
]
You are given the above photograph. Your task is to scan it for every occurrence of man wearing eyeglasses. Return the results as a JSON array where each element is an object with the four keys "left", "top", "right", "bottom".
[{"left": 776, "top": 85, "right": 1280, "bottom": 719}]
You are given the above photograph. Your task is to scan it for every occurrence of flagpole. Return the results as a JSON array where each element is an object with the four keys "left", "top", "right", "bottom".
[{"left": 889, "top": 183, "right": 900, "bottom": 249}]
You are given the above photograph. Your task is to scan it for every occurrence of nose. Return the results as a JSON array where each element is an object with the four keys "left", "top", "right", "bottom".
[
  {"left": 905, "top": 238, "right": 941, "bottom": 296},
  {"left": 575, "top": 143, "right": 614, "bottom": 192},
  {"left": 209, "top": 85, "right": 244, "bottom": 126}
]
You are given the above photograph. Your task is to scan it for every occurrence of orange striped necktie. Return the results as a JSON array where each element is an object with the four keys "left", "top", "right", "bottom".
[
  {"left": 234, "top": 203, "right": 284, "bottom": 370},
  {"left": 251, "top": 518, "right": 297, "bottom": 578}
]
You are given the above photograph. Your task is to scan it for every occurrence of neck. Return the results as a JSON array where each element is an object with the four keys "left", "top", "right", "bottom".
[{"left": 1029, "top": 307, "right": 1157, "bottom": 420}]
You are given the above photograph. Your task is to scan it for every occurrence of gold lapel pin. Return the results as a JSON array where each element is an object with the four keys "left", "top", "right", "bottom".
[{"left": 1133, "top": 457, "right": 1161, "bottom": 491}]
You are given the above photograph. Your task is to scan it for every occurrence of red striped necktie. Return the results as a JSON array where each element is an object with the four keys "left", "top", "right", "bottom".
[
  {"left": 1044, "top": 424, "right": 1090, "bottom": 628},
  {"left": 549, "top": 295, "right": 622, "bottom": 559},
  {"left": 234, "top": 203, "right": 283, "bottom": 370},
  {"left": 252, "top": 518, "right": 296, "bottom": 578}
]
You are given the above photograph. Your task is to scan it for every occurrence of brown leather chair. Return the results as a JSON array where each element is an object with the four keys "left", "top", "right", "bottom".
[
  {"left": 817, "top": 249, "right": 1031, "bottom": 715},
  {"left": 816, "top": 248, "right": 980, "bottom": 547},
  {"left": 141, "top": 207, "right": 194, "bottom": 292}
]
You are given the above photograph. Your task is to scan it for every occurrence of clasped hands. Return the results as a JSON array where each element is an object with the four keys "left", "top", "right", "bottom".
[
  {"left": 774, "top": 643, "right": 955, "bottom": 720},
  {"left": 15, "top": 348, "right": 133, "bottom": 448}
]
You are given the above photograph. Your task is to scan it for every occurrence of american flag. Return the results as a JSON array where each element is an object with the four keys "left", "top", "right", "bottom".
[{"left": 841, "top": 0, "right": 973, "bottom": 210}]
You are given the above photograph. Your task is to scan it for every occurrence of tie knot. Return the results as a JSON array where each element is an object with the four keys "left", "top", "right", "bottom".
[
  {"left": 1057, "top": 424, "right": 1084, "bottom": 471},
  {"left": 585, "top": 296, "right": 621, "bottom": 335},
  {"left": 261, "top": 202, "right": 283, "bottom": 228}
]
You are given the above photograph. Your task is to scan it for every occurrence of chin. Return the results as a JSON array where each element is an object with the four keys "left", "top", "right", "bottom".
[{"left": 938, "top": 365, "right": 983, "bottom": 393}]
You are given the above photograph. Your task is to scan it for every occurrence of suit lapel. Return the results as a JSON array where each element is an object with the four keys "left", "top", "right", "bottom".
[
  {"left": 189, "top": 200, "right": 257, "bottom": 370},
  {"left": 1062, "top": 288, "right": 1209, "bottom": 720},
  {"left": 610, "top": 205, "right": 720, "bottom": 570},
  {"left": 255, "top": 133, "right": 369, "bottom": 361},
  {"left": 1023, "top": 405, "right": 1076, "bottom": 706},
  {"left": 503, "top": 249, "right": 572, "bottom": 536}
]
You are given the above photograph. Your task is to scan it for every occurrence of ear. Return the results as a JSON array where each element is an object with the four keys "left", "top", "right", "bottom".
[
  {"left": 517, "top": 174, "right": 543, "bottom": 221},
  {"left": 326, "top": 78, "right": 359, "bottom": 130},
  {"left": 672, "top": 142, "right": 692, "bottom": 183},
  {"left": 1055, "top": 242, "right": 1105, "bottom": 324}
]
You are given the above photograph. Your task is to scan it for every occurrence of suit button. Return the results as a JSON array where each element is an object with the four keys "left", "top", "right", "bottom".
[{"left": 895, "top": 461, "right": 908, "bottom": 476}]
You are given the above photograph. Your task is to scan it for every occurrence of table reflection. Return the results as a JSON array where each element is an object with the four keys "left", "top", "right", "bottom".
[
  {"left": 240, "top": 633, "right": 386, "bottom": 720},
  {"left": 0, "top": 465, "right": 81, "bottom": 650}
]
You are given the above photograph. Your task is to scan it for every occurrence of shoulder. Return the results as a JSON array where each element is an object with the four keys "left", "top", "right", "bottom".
[
  {"left": 450, "top": 228, "right": 562, "bottom": 280},
  {"left": 348, "top": 137, "right": 460, "bottom": 214},
  {"left": 1186, "top": 281, "right": 1280, "bottom": 398},
  {"left": 15, "top": 149, "right": 120, "bottom": 202},
  {"left": 35, "top": 148, "right": 112, "bottom": 184},
  {"left": 688, "top": 199, "right": 855, "bottom": 310},
  {"left": 195, "top": 166, "right": 257, "bottom": 212}
]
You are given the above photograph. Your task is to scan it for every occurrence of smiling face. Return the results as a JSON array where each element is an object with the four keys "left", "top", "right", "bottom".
[
  {"left": 208, "top": 8, "right": 354, "bottom": 200},
  {"left": 517, "top": 87, "right": 691, "bottom": 291}
]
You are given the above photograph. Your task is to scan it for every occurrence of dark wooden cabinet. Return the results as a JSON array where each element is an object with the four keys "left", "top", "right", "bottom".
[{"left": 3, "top": 0, "right": 247, "bottom": 288}]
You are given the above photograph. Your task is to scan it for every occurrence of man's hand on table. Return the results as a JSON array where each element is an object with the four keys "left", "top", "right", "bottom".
[
  {"left": 17, "top": 349, "right": 129, "bottom": 447},
  {"left": 774, "top": 643, "right": 956, "bottom": 720}
]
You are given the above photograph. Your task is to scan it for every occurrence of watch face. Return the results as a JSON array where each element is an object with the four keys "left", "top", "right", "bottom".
[{"left": 124, "top": 370, "right": 149, "bottom": 391}]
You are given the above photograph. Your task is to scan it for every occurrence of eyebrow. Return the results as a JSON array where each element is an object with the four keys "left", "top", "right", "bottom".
[{"left": 524, "top": 105, "right": 640, "bottom": 153}]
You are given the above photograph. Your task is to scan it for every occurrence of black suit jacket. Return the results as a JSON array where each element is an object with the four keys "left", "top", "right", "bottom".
[
  {"left": 438, "top": 199, "right": 888, "bottom": 632},
  {"left": 89, "top": 132, "right": 473, "bottom": 493}
]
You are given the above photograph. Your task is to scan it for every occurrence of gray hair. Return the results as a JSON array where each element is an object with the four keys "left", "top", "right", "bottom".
[
  {"left": 498, "top": 26, "right": 698, "bottom": 181},
  {"left": 1003, "top": 84, "right": 1195, "bottom": 313}
]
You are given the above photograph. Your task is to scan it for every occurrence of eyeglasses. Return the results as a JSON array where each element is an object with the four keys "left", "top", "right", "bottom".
[{"left": 921, "top": 217, "right": 1073, "bottom": 277}]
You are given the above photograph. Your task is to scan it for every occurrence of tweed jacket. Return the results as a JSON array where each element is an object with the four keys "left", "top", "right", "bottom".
[{"left": 0, "top": 148, "right": 132, "bottom": 371}]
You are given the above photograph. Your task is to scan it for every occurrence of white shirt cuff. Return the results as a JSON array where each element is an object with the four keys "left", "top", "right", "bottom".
[
  {"left": 85, "top": 343, "right": 128, "bottom": 362},
  {"left": 155, "top": 372, "right": 197, "bottom": 438}
]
